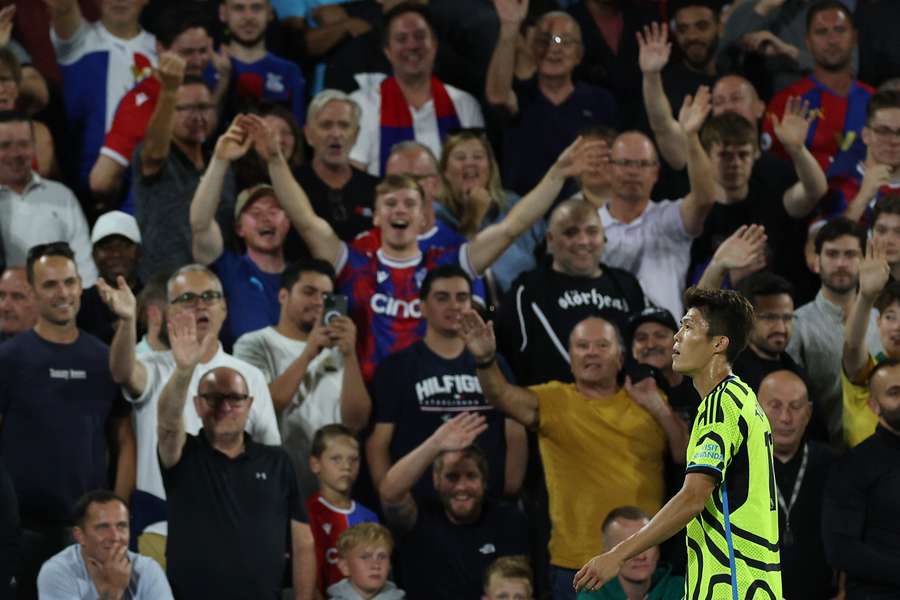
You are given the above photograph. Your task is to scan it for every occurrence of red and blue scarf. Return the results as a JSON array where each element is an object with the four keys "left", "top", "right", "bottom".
[{"left": 379, "top": 75, "right": 460, "bottom": 174}]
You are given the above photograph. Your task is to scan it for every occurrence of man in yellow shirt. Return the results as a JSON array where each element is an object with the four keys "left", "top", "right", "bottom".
[{"left": 460, "top": 312, "right": 688, "bottom": 600}]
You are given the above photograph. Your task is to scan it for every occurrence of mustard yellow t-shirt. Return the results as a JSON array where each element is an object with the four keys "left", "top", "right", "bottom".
[
  {"left": 841, "top": 356, "right": 879, "bottom": 448},
  {"left": 531, "top": 381, "right": 667, "bottom": 569}
]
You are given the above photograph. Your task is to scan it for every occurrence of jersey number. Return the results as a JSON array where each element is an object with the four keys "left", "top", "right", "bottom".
[{"left": 764, "top": 430, "right": 776, "bottom": 511}]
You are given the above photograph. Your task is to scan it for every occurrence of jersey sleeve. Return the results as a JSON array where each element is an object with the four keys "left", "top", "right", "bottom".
[
  {"left": 685, "top": 383, "right": 745, "bottom": 482},
  {"left": 36, "top": 558, "right": 80, "bottom": 600},
  {"left": 101, "top": 87, "right": 154, "bottom": 166}
]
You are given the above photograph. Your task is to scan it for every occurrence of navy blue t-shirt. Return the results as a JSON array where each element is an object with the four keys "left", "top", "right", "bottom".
[
  {"left": 0, "top": 330, "right": 126, "bottom": 524},
  {"left": 498, "top": 76, "right": 618, "bottom": 198},
  {"left": 213, "top": 251, "right": 282, "bottom": 348},
  {"left": 374, "top": 340, "right": 512, "bottom": 497}
]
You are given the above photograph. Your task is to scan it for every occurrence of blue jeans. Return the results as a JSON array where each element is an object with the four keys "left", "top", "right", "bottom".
[{"left": 549, "top": 565, "right": 578, "bottom": 600}]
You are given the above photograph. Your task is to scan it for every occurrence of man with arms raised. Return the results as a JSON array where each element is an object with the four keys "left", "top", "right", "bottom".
[{"left": 574, "top": 287, "right": 781, "bottom": 600}]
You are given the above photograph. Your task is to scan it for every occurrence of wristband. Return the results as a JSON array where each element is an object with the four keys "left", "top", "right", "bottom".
[{"left": 475, "top": 354, "right": 497, "bottom": 369}]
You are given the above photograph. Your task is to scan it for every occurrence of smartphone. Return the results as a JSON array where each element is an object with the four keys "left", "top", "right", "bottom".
[{"left": 322, "top": 293, "right": 348, "bottom": 325}]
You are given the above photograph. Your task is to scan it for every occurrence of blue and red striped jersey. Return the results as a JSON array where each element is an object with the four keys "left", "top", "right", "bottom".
[{"left": 306, "top": 492, "right": 378, "bottom": 594}]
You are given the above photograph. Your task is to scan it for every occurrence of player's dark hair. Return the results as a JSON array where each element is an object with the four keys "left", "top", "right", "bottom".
[
  {"left": 381, "top": 2, "right": 437, "bottom": 49},
  {"left": 670, "top": 0, "right": 722, "bottom": 19},
  {"left": 280, "top": 258, "right": 336, "bottom": 292},
  {"left": 155, "top": 7, "right": 214, "bottom": 48},
  {"left": 26, "top": 241, "right": 76, "bottom": 284},
  {"left": 872, "top": 193, "right": 900, "bottom": 228},
  {"left": 433, "top": 444, "right": 489, "bottom": 480},
  {"left": 700, "top": 111, "right": 757, "bottom": 152},
  {"left": 874, "top": 281, "right": 900, "bottom": 313},
  {"left": 420, "top": 264, "right": 472, "bottom": 300},
  {"left": 814, "top": 217, "right": 866, "bottom": 254},
  {"left": 683, "top": 286, "right": 755, "bottom": 364},
  {"left": 310, "top": 424, "right": 357, "bottom": 458},
  {"left": 72, "top": 490, "right": 127, "bottom": 528},
  {"left": 867, "top": 90, "right": 900, "bottom": 125},
  {"left": 806, "top": 0, "right": 854, "bottom": 32},
  {"left": 734, "top": 271, "right": 794, "bottom": 308},
  {"left": 601, "top": 505, "right": 650, "bottom": 534}
]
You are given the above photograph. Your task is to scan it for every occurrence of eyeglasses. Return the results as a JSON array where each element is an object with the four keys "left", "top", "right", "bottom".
[
  {"left": 169, "top": 290, "right": 223, "bottom": 306},
  {"left": 610, "top": 159, "right": 658, "bottom": 169},
  {"left": 870, "top": 125, "right": 900, "bottom": 141},
  {"left": 198, "top": 393, "right": 249, "bottom": 408},
  {"left": 756, "top": 313, "right": 795, "bottom": 324},
  {"left": 175, "top": 102, "right": 215, "bottom": 115},
  {"left": 535, "top": 34, "right": 581, "bottom": 49}
]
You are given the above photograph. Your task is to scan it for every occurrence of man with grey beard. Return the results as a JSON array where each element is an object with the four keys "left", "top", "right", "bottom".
[{"left": 787, "top": 218, "right": 883, "bottom": 448}]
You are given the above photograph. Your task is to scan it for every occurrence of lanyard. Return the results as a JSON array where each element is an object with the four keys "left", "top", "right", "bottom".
[{"left": 777, "top": 443, "right": 808, "bottom": 545}]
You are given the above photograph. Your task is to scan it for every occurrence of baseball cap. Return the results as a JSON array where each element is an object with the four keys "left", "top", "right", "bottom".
[
  {"left": 234, "top": 184, "right": 278, "bottom": 218},
  {"left": 627, "top": 306, "right": 679, "bottom": 340},
  {"left": 91, "top": 211, "right": 141, "bottom": 245}
]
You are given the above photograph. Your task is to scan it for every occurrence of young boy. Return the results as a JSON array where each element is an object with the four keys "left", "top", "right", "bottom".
[
  {"left": 308, "top": 425, "right": 379, "bottom": 595},
  {"left": 329, "top": 523, "right": 405, "bottom": 600},
  {"left": 482, "top": 556, "right": 534, "bottom": 600}
]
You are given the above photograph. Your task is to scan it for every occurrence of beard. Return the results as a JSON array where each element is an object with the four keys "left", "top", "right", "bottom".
[
  {"left": 231, "top": 28, "right": 266, "bottom": 48},
  {"left": 880, "top": 404, "right": 900, "bottom": 432},
  {"left": 682, "top": 36, "right": 719, "bottom": 71},
  {"left": 821, "top": 271, "right": 857, "bottom": 295}
]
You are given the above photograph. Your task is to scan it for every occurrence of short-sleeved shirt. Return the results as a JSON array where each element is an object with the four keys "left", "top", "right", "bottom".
[
  {"left": 498, "top": 76, "right": 618, "bottom": 198},
  {"left": 212, "top": 251, "right": 282, "bottom": 348},
  {"left": 51, "top": 21, "right": 156, "bottom": 188},
  {"left": 306, "top": 492, "right": 378, "bottom": 594},
  {"left": 161, "top": 432, "right": 304, "bottom": 600},
  {"left": 600, "top": 200, "right": 694, "bottom": 319},
  {"left": 684, "top": 375, "right": 782, "bottom": 600},
  {"left": 0, "top": 330, "right": 127, "bottom": 524},
  {"left": 394, "top": 497, "right": 528, "bottom": 600},
  {"left": 229, "top": 53, "right": 306, "bottom": 125},
  {"left": 335, "top": 243, "right": 479, "bottom": 382},
  {"left": 37, "top": 543, "right": 173, "bottom": 600},
  {"left": 840, "top": 356, "right": 880, "bottom": 448},
  {"left": 373, "top": 340, "right": 511, "bottom": 497},
  {"left": 532, "top": 381, "right": 667, "bottom": 568},
  {"left": 133, "top": 143, "right": 236, "bottom": 281}
]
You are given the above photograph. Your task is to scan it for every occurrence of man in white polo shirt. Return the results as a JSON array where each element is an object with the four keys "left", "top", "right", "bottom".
[{"left": 97, "top": 263, "right": 280, "bottom": 567}]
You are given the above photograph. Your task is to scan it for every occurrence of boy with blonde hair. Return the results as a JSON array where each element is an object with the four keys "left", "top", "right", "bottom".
[
  {"left": 329, "top": 523, "right": 405, "bottom": 600},
  {"left": 483, "top": 555, "right": 534, "bottom": 600}
]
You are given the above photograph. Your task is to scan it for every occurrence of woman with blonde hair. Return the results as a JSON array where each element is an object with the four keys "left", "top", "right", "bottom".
[{"left": 436, "top": 129, "right": 544, "bottom": 295}]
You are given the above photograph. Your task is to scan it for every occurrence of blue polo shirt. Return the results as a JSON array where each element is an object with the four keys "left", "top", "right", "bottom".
[{"left": 213, "top": 252, "right": 282, "bottom": 349}]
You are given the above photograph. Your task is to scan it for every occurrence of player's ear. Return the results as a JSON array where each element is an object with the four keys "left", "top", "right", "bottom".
[{"left": 714, "top": 334, "right": 730, "bottom": 356}]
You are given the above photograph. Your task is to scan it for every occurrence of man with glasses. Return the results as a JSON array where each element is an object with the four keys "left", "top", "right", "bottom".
[
  {"left": 486, "top": 1, "right": 617, "bottom": 198},
  {"left": 98, "top": 263, "right": 279, "bottom": 568},
  {"left": 0, "top": 242, "right": 132, "bottom": 598},
  {"left": 157, "top": 355, "right": 314, "bottom": 599},
  {"left": 731, "top": 271, "right": 805, "bottom": 393},
  {"left": 133, "top": 54, "right": 236, "bottom": 282}
]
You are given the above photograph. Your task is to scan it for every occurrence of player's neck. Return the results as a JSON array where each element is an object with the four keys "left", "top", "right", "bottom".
[
  {"left": 690, "top": 359, "right": 732, "bottom": 400},
  {"left": 207, "top": 430, "right": 245, "bottom": 458},
  {"left": 820, "top": 283, "right": 854, "bottom": 316},
  {"left": 227, "top": 41, "right": 266, "bottom": 63},
  {"left": 34, "top": 319, "right": 78, "bottom": 344},
  {"left": 608, "top": 195, "right": 650, "bottom": 224},
  {"left": 320, "top": 485, "right": 353, "bottom": 509},
  {"left": 102, "top": 20, "right": 141, "bottom": 41},
  {"left": 575, "top": 377, "right": 619, "bottom": 399},
  {"left": 812, "top": 66, "right": 853, "bottom": 96},
  {"left": 246, "top": 246, "right": 286, "bottom": 274},
  {"left": 749, "top": 342, "right": 780, "bottom": 361},
  {"left": 538, "top": 74, "right": 575, "bottom": 105},
  {"left": 618, "top": 574, "right": 652, "bottom": 600},
  {"left": 424, "top": 328, "right": 465, "bottom": 359},
  {"left": 774, "top": 440, "right": 803, "bottom": 464},
  {"left": 395, "top": 74, "right": 432, "bottom": 110},
  {"left": 379, "top": 241, "right": 421, "bottom": 262}
]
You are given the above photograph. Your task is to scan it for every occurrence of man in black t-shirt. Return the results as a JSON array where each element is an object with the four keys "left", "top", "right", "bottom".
[
  {"left": 157, "top": 353, "right": 315, "bottom": 600},
  {"left": 379, "top": 412, "right": 528, "bottom": 600},
  {"left": 496, "top": 198, "right": 645, "bottom": 387},
  {"left": 368, "top": 264, "right": 525, "bottom": 497}
]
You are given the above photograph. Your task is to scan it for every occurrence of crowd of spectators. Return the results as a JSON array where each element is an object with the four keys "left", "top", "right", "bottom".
[{"left": 0, "top": 0, "right": 899, "bottom": 598}]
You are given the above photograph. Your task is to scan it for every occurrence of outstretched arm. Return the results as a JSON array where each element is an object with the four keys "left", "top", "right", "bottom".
[
  {"left": 697, "top": 225, "right": 767, "bottom": 290},
  {"left": 843, "top": 239, "right": 890, "bottom": 380},
  {"left": 678, "top": 86, "right": 716, "bottom": 237},
  {"left": 625, "top": 376, "right": 689, "bottom": 462},
  {"left": 141, "top": 54, "right": 185, "bottom": 178},
  {"left": 45, "top": 0, "right": 82, "bottom": 41},
  {"left": 379, "top": 412, "right": 488, "bottom": 532},
  {"left": 485, "top": 0, "right": 529, "bottom": 111},
  {"left": 460, "top": 310, "right": 540, "bottom": 428},
  {"left": 774, "top": 97, "right": 828, "bottom": 218},
  {"left": 638, "top": 23, "right": 687, "bottom": 170},
  {"left": 98, "top": 277, "right": 148, "bottom": 396}
]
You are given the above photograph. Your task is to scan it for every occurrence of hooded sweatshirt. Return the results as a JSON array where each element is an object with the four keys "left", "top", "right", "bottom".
[{"left": 327, "top": 578, "right": 406, "bottom": 600}]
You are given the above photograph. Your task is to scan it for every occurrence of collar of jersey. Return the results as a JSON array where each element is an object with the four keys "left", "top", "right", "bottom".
[{"left": 376, "top": 248, "right": 422, "bottom": 269}]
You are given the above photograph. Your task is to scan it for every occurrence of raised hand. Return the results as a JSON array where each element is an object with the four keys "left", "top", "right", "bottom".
[
  {"left": 859, "top": 238, "right": 891, "bottom": 299},
  {"left": 96, "top": 276, "right": 137, "bottom": 321},
  {"left": 242, "top": 113, "right": 282, "bottom": 162},
  {"left": 624, "top": 375, "right": 667, "bottom": 417},
  {"left": 711, "top": 224, "right": 768, "bottom": 270},
  {"left": 157, "top": 52, "right": 186, "bottom": 92},
  {"left": 209, "top": 42, "right": 231, "bottom": 79},
  {"left": 678, "top": 85, "right": 711, "bottom": 137},
  {"left": 637, "top": 23, "right": 671, "bottom": 74},
  {"left": 550, "top": 137, "right": 610, "bottom": 180},
  {"left": 301, "top": 321, "right": 331, "bottom": 360},
  {"left": 573, "top": 550, "right": 623, "bottom": 593},
  {"left": 771, "top": 96, "right": 812, "bottom": 154},
  {"left": 857, "top": 163, "right": 892, "bottom": 202},
  {"left": 213, "top": 115, "right": 253, "bottom": 162},
  {"left": 493, "top": 0, "right": 528, "bottom": 27},
  {"left": 0, "top": 5, "right": 15, "bottom": 48},
  {"left": 459, "top": 309, "right": 497, "bottom": 362},
  {"left": 326, "top": 315, "right": 357, "bottom": 357},
  {"left": 431, "top": 412, "right": 489, "bottom": 452},
  {"left": 167, "top": 312, "right": 216, "bottom": 372}
]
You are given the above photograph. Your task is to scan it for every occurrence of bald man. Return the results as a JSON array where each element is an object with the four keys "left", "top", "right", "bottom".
[
  {"left": 758, "top": 370, "right": 836, "bottom": 600},
  {"left": 158, "top": 361, "right": 315, "bottom": 600},
  {"left": 496, "top": 198, "right": 645, "bottom": 386},
  {"left": 0, "top": 267, "right": 37, "bottom": 342},
  {"left": 600, "top": 125, "right": 716, "bottom": 318}
]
